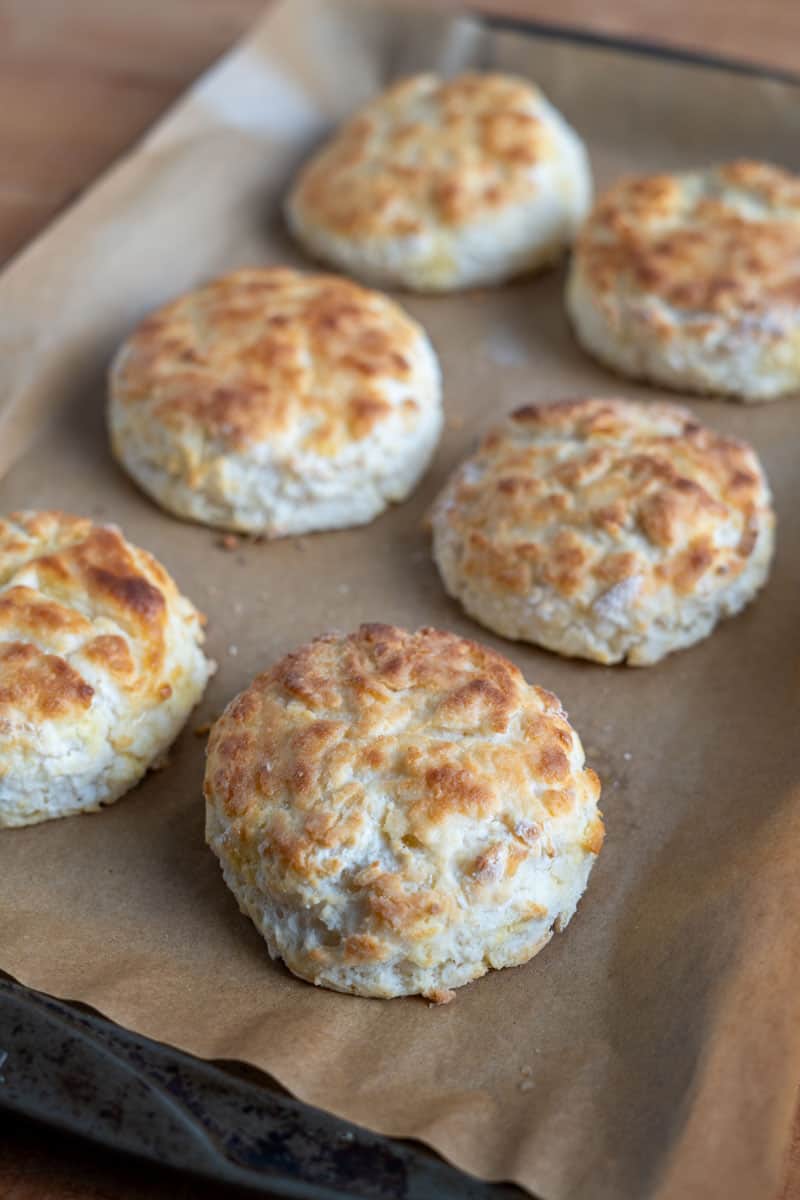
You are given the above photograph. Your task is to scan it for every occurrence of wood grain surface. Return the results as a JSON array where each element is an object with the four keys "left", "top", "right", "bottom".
[{"left": 0, "top": 1, "right": 798, "bottom": 1197}]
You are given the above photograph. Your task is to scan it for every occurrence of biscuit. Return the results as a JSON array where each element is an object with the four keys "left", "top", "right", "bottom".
[
  {"left": 286, "top": 73, "right": 592, "bottom": 291},
  {"left": 108, "top": 268, "right": 442, "bottom": 535},
  {"left": 567, "top": 160, "right": 800, "bottom": 401},
  {"left": 430, "top": 399, "right": 774, "bottom": 665},
  {"left": 204, "top": 623, "right": 603, "bottom": 1000},
  {"left": 0, "top": 511, "right": 214, "bottom": 827}
]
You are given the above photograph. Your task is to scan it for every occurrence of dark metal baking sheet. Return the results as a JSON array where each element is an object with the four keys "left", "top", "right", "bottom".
[{"left": 0, "top": 972, "right": 525, "bottom": 1199}]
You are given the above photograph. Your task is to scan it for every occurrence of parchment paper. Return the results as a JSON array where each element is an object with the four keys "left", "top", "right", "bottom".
[{"left": 1, "top": 3, "right": 800, "bottom": 1197}]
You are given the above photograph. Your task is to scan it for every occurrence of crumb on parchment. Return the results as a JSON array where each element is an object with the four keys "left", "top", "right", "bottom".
[{"left": 424, "top": 987, "right": 456, "bottom": 1006}]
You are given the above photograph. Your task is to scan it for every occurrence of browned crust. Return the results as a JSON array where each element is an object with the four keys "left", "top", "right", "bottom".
[
  {"left": 205, "top": 624, "right": 601, "bottom": 950},
  {"left": 0, "top": 642, "right": 95, "bottom": 718},
  {"left": 290, "top": 73, "right": 557, "bottom": 238},
  {"left": 434, "top": 398, "right": 772, "bottom": 604},
  {"left": 0, "top": 510, "right": 193, "bottom": 724},
  {"left": 573, "top": 161, "right": 800, "bottom": 337},
  {"left": 110, "top": 268, "right": 424, "bottom": 456}
]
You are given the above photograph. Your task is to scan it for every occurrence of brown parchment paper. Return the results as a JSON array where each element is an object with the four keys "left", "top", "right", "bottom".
[{"left": 1, "top": 3, "right": 800, "bottom": 1197}]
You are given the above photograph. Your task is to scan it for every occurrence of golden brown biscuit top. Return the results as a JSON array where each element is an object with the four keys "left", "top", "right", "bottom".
[
  {"left": 110, "top": 269, "right": 427, "bottom": 457},
  {"left": 290, "top": 73, "right": 559, "bottom": 238},
  {"left": 432, "top": 399, "right": 773, "bottom": 605},
  {"left": 205, "top": 623, "right": 602, "bottom": 948},
  {"left": 575, "top": 161, "right": 800, "bottom": 335},
  {"left": 0, "top": 510, "right": 196, "bottom": 727}
]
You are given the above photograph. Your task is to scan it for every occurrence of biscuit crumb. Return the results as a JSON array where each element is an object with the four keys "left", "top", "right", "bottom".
[
  {"left": 425, "top": 987, "right": 456, "bottom": 1006},
  {"left": 519, "top": 1080, "right": 535, "bottom": 1093},
  {"left": 446, "top": 415, "right": 464, "bottom": 431},
  {"left": 194, "top": 722, "right": 212, "bottom": 737},
  {"left": 218, "top": 534, "right": 240, "bottom": 551}
]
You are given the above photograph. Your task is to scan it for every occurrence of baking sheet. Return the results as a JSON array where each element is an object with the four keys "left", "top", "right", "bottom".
[{"left": 1, "top": 2, "right": 800, "bottom": 1198}]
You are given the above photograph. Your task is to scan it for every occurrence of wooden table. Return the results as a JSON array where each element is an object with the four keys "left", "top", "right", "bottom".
[{"left": 0, "top": 1, "right": 798, "bottom": 1196}]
